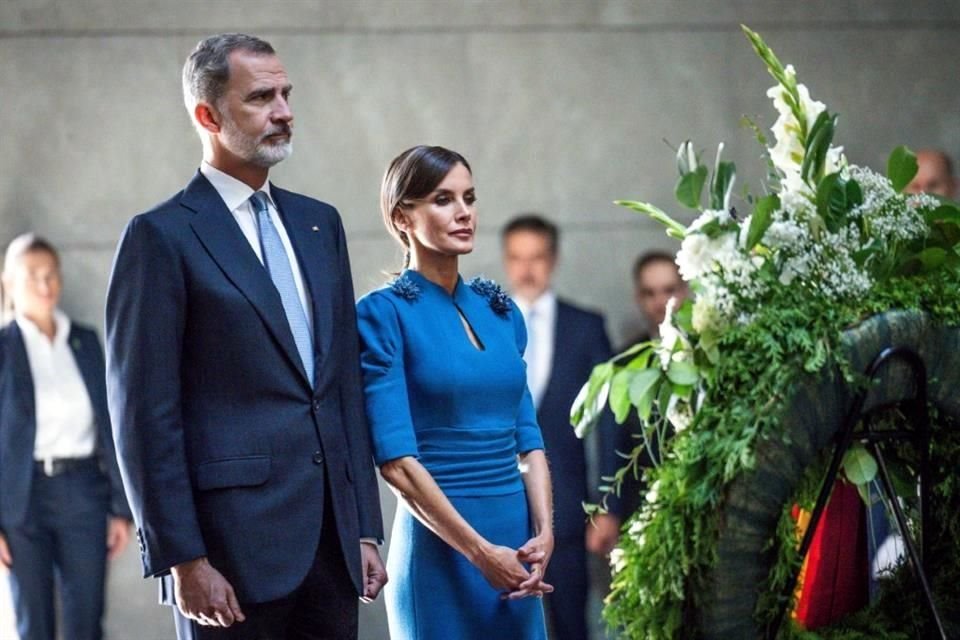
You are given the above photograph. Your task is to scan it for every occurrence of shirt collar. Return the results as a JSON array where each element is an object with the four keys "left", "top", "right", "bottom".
[
  {"left": 515, "top": 290, "right": 556, "bottom": 319},
  {"left": 200, "top": 161, "right": 273, "bottom": 213},
  {"left": 15, "top": 308, "right": 71, "bottom": 347}
]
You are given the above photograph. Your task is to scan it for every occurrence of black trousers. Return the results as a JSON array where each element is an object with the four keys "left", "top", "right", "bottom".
[{"left": 173, "top": 487, "right": 358, "bottom": 640}]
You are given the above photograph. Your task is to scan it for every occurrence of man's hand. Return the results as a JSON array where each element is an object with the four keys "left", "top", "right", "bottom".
[
  {"left": 106, "top": 517, "right": 133, "bottom": 561},
  {"left": 0, "top": 533, "right": 11, "bottom": 570},
  {"left": 171, "top": 557, "right": 245, "bottom": 627},
  {"left": 360, "top": 542, "right": 387, "bottom": 603},
  {"left": 586, "top": 513, "right": 621, "bottom": 556}
]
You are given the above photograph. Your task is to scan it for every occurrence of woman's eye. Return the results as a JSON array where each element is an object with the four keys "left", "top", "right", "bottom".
[
  {"left": 465, "top": 194, "right": 476, "bottom": 205},
  {"left": 435, "top": 196, "right": 450, "bottom": 206}
]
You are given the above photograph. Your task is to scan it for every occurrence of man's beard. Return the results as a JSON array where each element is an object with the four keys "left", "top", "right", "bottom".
[{"left": 220, "top": 114, "right": 292, "bottom": 168}]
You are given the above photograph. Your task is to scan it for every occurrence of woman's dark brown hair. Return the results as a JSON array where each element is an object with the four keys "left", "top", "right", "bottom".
[{"left": 380, "top": 145, "right": 471, "bottom": 271}]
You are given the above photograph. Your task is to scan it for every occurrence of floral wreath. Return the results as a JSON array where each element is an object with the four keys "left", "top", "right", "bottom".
[{"left": 573, "top": 26, "right": 960, "bottom": 639}]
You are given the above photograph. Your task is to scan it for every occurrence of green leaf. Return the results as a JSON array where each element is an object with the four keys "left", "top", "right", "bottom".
[
  {"left": 609, "top": 369, "right": 636, "bottom": 424},
  {"left": 628, "top": 368, "right": 662, "bottom": 421},
  {"left": 924, "top": 204, "right": 960, "bottom": 226},
  {"left": 666, "top": 360, "right": 699, "bottom": 386},
  {"left": 570, "top": 362, "right": 613, "bottom": 436},
  {"left": 746, "top": 194, "right": 779, "bottom": 249},
  {"left": 815, "top": 172, "right": 848, "bottom": 233},
  {"left": 801, "top": 111, "right": 837, "bottom": 183},
  {"left": 887, "top": 145, "right": 918, "bottom": 192},
  {"left": 674, "top": 299, "right": 695, "bottom": 334},
  {"left": 675, "top": 165, "right": 708, "bottom": 210},
  {"left": 656, "top": 379, "right": 673, "bottom": 419},
  {"left": 614, "top": 200, "right": 687, "bottom": 239},
  {"left": 918, "top": 246, "right": 947, "bottom": 272},
  {"left": 842, "top": 444, "right": 878, "bottom": 486}
]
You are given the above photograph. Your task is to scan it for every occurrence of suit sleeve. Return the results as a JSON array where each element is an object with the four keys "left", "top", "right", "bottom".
[
  {"left": 333, "top": 216, "right": 385, "bottom": 542},
  {"left": 356, "top": 292, "right": 420, "bottom": 465},
  {"left": 105, "top": 215, "right": 206, "bottom": 577},
  {"left": 590, "top": 315, "right": 625, "bottom": 516},
  {"left": 511, "top": 305, "right": 545, "bottom": 454},
  {"left": 86, "top": 329, "right": 133, "bottom": 521}
]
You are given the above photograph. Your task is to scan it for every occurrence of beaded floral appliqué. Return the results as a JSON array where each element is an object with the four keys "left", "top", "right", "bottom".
[
  {"left": 468, "top": 277, "right": 513, "bottom": 317},
  {"left": 389, "top": 273, "right": 421, "bottom": 301}
]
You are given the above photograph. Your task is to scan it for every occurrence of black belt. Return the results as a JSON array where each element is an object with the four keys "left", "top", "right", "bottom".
[{"left": 34, "top": 456, "right": 98, "bottom": 477}]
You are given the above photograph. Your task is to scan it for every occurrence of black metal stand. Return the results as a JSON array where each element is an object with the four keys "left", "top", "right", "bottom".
[{"left": 768, "top": 346, "right": 948, "bottom": 640}]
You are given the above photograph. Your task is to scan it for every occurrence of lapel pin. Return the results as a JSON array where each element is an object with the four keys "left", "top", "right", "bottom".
[{"left": 311, "top": 225, "right": 320, "bottom": 232}]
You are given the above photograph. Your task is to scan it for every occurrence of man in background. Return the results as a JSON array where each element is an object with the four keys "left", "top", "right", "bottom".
[
  {"left": 613, "top": 252, "right": 688, "bottom": 523},
  {"left": 905, "top": 149, "right": 956, "bottom": 199},
  {"left": 502, "top": 214, "right": 622, "bottom": 640}
]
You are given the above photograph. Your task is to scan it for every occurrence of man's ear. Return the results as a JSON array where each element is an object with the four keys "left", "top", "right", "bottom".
[{"left": 194, "top": 102, "right": 222, "bottom": 135}]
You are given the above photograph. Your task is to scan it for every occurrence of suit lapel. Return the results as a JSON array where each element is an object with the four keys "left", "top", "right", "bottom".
[
  {"left": 5, "top": 324, "right": 37, "bottom": 440},
  {"left": 184, "top": 172, "right": 311, "bottom": 387},
  {"left": 272, "top": 185, "right": 335, "bottom": 371}
]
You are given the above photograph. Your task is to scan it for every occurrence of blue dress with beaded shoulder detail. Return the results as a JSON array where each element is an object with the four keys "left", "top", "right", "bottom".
[{"left": 356, "top": 269, "right": 547, "bottom": 640}]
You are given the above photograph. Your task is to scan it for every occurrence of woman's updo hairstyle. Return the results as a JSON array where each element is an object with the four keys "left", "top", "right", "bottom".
[{"left": 380, "top": 145, "right": 471, "bottom": 271}]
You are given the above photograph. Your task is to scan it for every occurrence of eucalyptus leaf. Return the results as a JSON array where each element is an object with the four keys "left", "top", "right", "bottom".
[
  {"left": 842, "top": 444, "right": 878, "bottom": 486},
  {"left": 887, "top": 145, "right": 918, "bottom": 192},
  {"left": 628, "top": 368, "right": 662, "bottom": 421},
  {"left": 675, "top": 166, "right": 708, "bottom": 210},
  {"left": 746, "top": 194, "right": 779, "bottom": 249},
  {"left": 666, "top": 360, "right": 699, "bottom": 386},
  {"left": 609, "top": 369, "right": 636, "bottom": 424}
]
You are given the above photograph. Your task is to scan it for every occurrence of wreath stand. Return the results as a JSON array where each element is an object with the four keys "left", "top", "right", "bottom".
[
  {"left": 767, "top": 346, "right": 948, "bottom": 640},
  {"left": 696, "top": 311, "right": 960, "bottom": 639}
]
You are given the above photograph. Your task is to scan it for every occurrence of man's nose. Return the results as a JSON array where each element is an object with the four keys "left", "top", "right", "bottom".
[{"left": 273, "top": 97, "right": 293, "bottom": 123}]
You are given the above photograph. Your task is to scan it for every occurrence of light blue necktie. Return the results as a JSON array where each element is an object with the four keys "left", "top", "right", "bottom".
[{"left": 250, "top": 191, "right": 315, "bottom": 387}]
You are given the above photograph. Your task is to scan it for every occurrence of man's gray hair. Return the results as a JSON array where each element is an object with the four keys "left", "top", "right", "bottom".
[{"left": 181, "top": 33, "right": 275, "bottom": 114}]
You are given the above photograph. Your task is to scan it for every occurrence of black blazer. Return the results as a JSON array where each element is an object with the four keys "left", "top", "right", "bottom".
[
  {"left": 105, "top": 172, "right": 383, "bottom": 604},
  {"left": 0, "top": 320, "right": 131, "bottom": 533},
  {"left": 535, "top": 299, "right": 620, "bottom": 541}
]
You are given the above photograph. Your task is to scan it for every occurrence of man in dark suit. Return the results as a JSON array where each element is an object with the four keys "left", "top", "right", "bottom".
[
  {"left": 501, "top": 215, "right": 622, "bottom": 640},
  {"left": 105, "top": 33, "right": 385, "bottom": 639}
]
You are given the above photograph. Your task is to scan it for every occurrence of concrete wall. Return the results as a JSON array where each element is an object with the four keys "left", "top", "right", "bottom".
[{"left": 1, "top": 1, "right": 959, "bottom": 638}]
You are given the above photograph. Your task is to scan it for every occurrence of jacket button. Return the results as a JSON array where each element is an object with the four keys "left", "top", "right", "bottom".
[
  {"left": 312, "top": 451, "right": 324, "bottom": 465},
  {"left": 312, "top": 400, "right": 321, "bottom": 412}
]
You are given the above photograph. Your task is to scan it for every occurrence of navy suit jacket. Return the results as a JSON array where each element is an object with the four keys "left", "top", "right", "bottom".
[
  {"left": 536, "top": 299, "right": 620, "bottom": 542},
  {"left": 105, "top": 172, "right": 383, "bottom": 604},
  {"left": 0, "top": 321, "right": 131, "bottom": 532}
]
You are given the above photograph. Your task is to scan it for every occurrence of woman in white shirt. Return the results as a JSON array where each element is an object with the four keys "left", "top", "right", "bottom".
[{"left": 0, "top": 233, "right": 132, "bottom": 640}]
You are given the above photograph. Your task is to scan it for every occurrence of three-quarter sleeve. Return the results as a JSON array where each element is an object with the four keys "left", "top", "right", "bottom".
[
  {"left": 510, "top": 305, "right": 545, "bottom": 454},
  {"left": 356, "top": 292, "right": 420, "bottom": 465}
]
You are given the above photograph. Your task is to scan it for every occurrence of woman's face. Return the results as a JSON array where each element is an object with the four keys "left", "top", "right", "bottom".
[
  {"left": 4, "top": 250, "right": 61, "bottom": 319},
  {"left": 396, "top": 162, "right": 477, "bottom": 259}
]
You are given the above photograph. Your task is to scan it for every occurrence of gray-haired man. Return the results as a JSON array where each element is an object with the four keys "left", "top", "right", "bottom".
[{"left": 106, "top": 33, "right": 386, "bottom": 639}]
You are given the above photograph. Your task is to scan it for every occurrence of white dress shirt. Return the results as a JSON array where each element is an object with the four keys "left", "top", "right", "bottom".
[
  {"left": 200, "top": 162, "right": 313, "bottom": 330},
  {"left": 17, "top": 309, "right": 96, "bottom": 461},
  {"left": 515, "top": 291, "right": 557, "bottom": 408}
]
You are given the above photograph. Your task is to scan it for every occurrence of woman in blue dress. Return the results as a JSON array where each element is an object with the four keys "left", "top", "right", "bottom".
[{"left": 357, "top": 146, "right": 554, "bottom": 639}]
